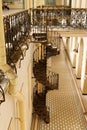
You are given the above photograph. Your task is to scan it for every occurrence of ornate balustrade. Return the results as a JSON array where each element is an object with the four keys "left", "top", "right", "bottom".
[
  {"left": 30, "top": 8, "right": 87, "bottom": 29},
  {"left": 3, "top": 10, "right": 30, "bottom": 73}
]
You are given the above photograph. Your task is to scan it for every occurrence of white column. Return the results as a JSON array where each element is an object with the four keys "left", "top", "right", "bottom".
[
  {"left": 71, "top": 37, "right": 78, "bottom": 67},
  {"left": 71, "top": 0, "right": 76, "bottom": 8},
  {"left": 75, "top": 0, "right": 81, "bottom": 8},
  {"left": 81, "top": 0, "right": 87, "bottom": 8},
  {"left": 81, "top": 37, "right": 87, "bottom": 94},
  {"left": 76, "top": 38, "right": 84, "bottom": 78},
  {"left": 86, "top": 1, "right": 87, "bottom": 8},
  {"left": 24, "top": 0, "right": 30, "bottom": 9}
]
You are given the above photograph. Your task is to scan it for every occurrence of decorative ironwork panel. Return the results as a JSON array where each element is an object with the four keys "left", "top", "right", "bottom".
[
  {"left": 30, "top": 8, "right": 87, "bottom": 29},
  {"left": 70, "top": 9, "right": 87, "bottom": 28}
]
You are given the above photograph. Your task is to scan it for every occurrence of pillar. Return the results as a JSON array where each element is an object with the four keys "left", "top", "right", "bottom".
[
  {"left": 24, "top": 0, "right": 31, "bottom": 9},
  {"left": 81, "top": 38, "right": 87, "bottom": 94},
  {"left": 0, "top": 0, "right": 6, "bottom": 65},
  {"left": 71, "top": 37, "right": 78, "bottom": 67},
  {"left": 75, "top": 0, "right": 81, "bottom": 8},
  {"left": 76, "top": 38, "right": 84, "bottom": 78},
  {"left": 71, "top": 0, "right": 76, "bottom": 8},
  {"left": 81, "top": 0, "right": 87, "bottom": 8},
  {"left": 81, "top": 52, "right": 87, "bottom": 94}
]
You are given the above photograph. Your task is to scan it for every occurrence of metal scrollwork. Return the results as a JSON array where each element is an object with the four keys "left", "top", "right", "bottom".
[{"left": 30, "top": 7, "right": 87, "bottom": 29}]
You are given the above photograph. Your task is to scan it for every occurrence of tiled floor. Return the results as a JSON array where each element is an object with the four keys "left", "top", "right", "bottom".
[{"left": 38, "top": 45, "right": 87, "bottom": 130}]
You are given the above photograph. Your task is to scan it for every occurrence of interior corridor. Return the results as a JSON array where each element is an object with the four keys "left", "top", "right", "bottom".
[{"left": 38, "top": 44, "right": 87, "bottom": 130}]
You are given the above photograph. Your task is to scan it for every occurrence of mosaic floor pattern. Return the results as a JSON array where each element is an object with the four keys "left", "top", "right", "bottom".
[{"left": 38, "top": 48, "right": 87, "bottom": 130}]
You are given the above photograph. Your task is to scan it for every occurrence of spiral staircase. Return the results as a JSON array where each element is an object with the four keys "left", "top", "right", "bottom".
[{"left": 32, "top": 27, "right": 60, "bottom": 123}]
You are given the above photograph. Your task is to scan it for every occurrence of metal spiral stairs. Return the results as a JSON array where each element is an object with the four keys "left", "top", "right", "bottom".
[
  {"left": 30, "top": 12, "right": 61, "bottom": 123},
  {"left": 32, "top": 32, "right": 60, "bottom": 123}
]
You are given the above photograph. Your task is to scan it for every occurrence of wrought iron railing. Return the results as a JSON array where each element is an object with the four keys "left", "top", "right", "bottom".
[
  {"left": 30, "top": 8, "right": 87, "bottom": 29},
  {"left": 3, "top": 10, "right": 30, "bottom": 73},
  {"left": 30, "top": 10, "right": 47, "bottom": 41}
]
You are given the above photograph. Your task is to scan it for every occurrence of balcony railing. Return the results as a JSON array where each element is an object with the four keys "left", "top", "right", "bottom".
[
  {"left": 3, "top": 10, "right": 30, "bottom": 73},
  {"left": 30, "top": 8, "right": 87, "bottom": 29}
]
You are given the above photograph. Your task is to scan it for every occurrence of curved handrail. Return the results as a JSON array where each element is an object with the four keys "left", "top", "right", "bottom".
[{"left": 30, "top": 7, "right": 87, "bottom": 29}]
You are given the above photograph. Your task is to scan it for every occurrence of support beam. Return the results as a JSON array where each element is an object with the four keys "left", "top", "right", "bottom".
[{"left": 48, "top": 30, "right": 87, "bottom": 37}]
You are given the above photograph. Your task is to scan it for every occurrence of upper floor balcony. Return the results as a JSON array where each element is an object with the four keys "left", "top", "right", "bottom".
[
  {"left": 2, "top": 6, "right": 87, "bottom": 73},
  {"left": 30, "top": 6, "right": 87, "bottom": 36}
]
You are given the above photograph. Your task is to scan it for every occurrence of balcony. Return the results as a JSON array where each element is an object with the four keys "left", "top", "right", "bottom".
[
  {"left": 3, "top": 7, "right": 87, "bottom": 73},
  {"left": 30, "top": 7, "right": 87, "bottom": 36}
]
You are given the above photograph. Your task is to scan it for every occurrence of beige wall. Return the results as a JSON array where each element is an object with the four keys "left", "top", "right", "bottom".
[{"left": 15, "top": 43, "right": 34, "bottom": 130}]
